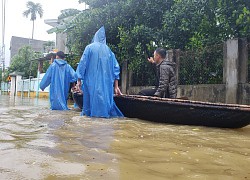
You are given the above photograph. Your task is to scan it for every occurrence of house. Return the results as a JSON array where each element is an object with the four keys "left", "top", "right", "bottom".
[
  {"left": 9, "top": 36, "right": 48, "bottom": 63},
  {"left": 44, "top": 19, "right": 68, "bottom": 53}
]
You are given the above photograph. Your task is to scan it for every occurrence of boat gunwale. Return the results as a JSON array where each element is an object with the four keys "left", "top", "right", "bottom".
[{"left": 116, "top": 95, "right": 250, "bottom": 112}]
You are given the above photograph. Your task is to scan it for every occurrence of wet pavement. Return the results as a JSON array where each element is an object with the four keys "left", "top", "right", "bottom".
[{"left": 0, "top": 95, "right": 249, "bottom": 179}]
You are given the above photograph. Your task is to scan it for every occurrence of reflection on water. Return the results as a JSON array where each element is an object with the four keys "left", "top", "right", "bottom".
[{"left": 0, "top": 95, "right": 249, "bottom": 180}]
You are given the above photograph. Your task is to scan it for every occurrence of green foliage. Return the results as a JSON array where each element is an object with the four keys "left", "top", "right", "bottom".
[
  {"left": 43, "top": 41, "right": 55, "bottom": 53},
  {"left": 0, "top": 69, "right": 2, "bottom": 83},
  {"left": 8, "top": 46, "right": 42, "bottom": 78},
  {"left": 0, "top": 68, "right": 10, "bottom": 83},
  {"left": 65, "top": 54, "right": 81, "bottom": 70},
  {"left": 57, "top": 0, "right": 249, "bottom": 85},
  {"left": 248, "top": 42, "right": 250, "bottom": 81},
  {"left": 23, "top": 1, "right": 43, "bottom": 20},
  {"left": 179, "top": 44, "right": 224, "bottom": 85},
  {"left": 23, "top": 1, "right": 43, "bottom": 21},
  {"left": 42, "top": 61, "right": 50, "bottom": 74}
]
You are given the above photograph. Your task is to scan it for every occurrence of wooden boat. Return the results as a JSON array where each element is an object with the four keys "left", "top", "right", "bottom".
[{"left": 114, "top": 95, "right": 250, "bottom": 128}]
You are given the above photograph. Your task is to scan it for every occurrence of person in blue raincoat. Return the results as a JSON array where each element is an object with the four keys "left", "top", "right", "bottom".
[
  {"left": 40, "top": 51, "right": 77, "bottom": 110},
  {"left": 76, "top": 26, "right": 124, "bottom": 118}
]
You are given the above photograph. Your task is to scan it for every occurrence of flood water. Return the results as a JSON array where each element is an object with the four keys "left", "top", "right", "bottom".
[{"left": 0, "top": 95, "right": 249, "bottom": 180}]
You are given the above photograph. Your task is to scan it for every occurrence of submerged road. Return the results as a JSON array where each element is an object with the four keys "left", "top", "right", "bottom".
[{"left": 0, "top": 95, "right": 249, "bottom": 179}]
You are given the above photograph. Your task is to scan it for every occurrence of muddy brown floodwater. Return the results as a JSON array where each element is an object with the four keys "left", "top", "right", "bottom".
[{"left": 0, "top": 95, "right": 249, "bottom": 180}]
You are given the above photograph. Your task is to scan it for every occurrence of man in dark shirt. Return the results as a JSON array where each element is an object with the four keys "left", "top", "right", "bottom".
[{"left": 139, "top": 48, "right": 177, "bottom": 98}]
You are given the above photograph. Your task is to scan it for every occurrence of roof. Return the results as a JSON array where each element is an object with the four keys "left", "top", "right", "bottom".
[
  {"left": 9, "top": 71, "right": 25, "bottom": 76},
  {"left": 44, "top": 19, "right": 59, "bottom": 27}
]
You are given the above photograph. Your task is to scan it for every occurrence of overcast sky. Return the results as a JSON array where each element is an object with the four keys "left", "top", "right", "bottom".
[{"left": 1, "top": 0, "right": 85, "bottom": 67}]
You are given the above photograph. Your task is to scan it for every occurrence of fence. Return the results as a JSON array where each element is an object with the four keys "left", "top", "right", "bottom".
[
  {"left": 6, "top": 73, "right": 49, "bottom": 98},
  {"left": 0, "top": 82, "right": 10, "bottom": 94},
  {"left": 178, "top": 43, "right": 224, "bottom": 85},
  {"left": 131, "top": 62, "right": 156, "bottom": 86},
  {"left": 18, "top": 74, "right": 49, "bottom": 97},
  {"left": 129, "top": 43, "right": 225, "bottom": 86},
  {"left": 17, "top": 78, "right": 38, "bottom": 92}
]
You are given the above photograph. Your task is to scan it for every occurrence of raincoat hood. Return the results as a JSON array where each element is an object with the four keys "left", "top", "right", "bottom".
[
  {"left": 54, "top": 59, "right": 67, "bottom": 66},
  {"left": 92, "top": 26, "right": 106, "bottom": 44},
  {"left": 40, "top": 59, "right": 77, "bottom": 110},
  {"left": 76, "top": 26, "right": 123, "bottom": 118}
]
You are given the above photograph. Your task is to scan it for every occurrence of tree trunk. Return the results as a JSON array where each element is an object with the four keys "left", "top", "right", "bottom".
[{"left": 32, "top": 20, "right": 34, "bottom": 39}]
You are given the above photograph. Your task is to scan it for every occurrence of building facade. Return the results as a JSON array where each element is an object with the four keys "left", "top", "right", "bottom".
[
  {"left": 44, "top": 19, "right": 68, "bottom": 53},
  {"left": 10, "top": 36, "right": 48, "bottom": 63}
]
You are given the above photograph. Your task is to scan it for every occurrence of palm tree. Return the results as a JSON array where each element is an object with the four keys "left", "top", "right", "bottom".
[{"left": 23, "top": 1, "right": 43, "bottom": 39}]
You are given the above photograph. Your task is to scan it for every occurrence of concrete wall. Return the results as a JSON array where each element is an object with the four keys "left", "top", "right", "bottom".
[
  {"left": 128, "top": 86, "right": 154, "bottom": 95},
  {"left": 224, "top": 38, "right": 248, "bottom": 104},
  {"left": 44, "top": 19, "right": 68, "bottom": 53},
  {"left": 128, "top": 84, "right": 250, "bottom": 105},
  {"left": 128, "top": 85, "right": 226, "bottom": 103},
  {"left": 238, "top": 84, "right": 250, "bottom": 105},
  {"left": 177, "top": 84, "right": 226, "bottom": 103},
  {"left": 56, "top": 33, "right": 68, "bottom": 53}
]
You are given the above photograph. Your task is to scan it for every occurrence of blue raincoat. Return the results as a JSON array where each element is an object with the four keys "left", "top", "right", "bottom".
[
  {"left": 76, "top": 26, "right": 124, "bottom": 118},
  {"left": 40, "top": 59, "right": 77, "bottom": 110}
]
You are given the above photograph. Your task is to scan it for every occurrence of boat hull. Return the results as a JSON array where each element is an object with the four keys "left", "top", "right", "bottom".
[{"left": 114, "top": 95, "right": 250, "bottom": 128}]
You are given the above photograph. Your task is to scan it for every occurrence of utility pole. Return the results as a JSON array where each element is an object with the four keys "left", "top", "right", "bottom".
[{"left": 1, "top": 0, "right": 6, "bottom": 81}]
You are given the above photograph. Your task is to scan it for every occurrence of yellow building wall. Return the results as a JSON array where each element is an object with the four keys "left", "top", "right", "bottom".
[
  {"left": 0, "top": 91, "right": 10, "bottom": 95},
  {"left": 16, "top": 91, "right": 49, "bottom": 99}
]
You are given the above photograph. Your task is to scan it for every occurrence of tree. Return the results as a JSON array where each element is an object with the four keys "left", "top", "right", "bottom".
[
  {"left": 0, "top": 68, "right": 10, "bottom": 84},
  {"left": 8, "top": 46, "right": 42, "bottom": 78},
  {"left": 23, "top": 1, "right": 43, "bottom": 39},
  {"left": 43, "top": 41, "right": 55, "bottom": 53},
  {"left": 54, "top": 0, "right": 249, "bottom": 85},
  {"left": 0, "top": 69, "right": 2, "bottom": 83}
]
